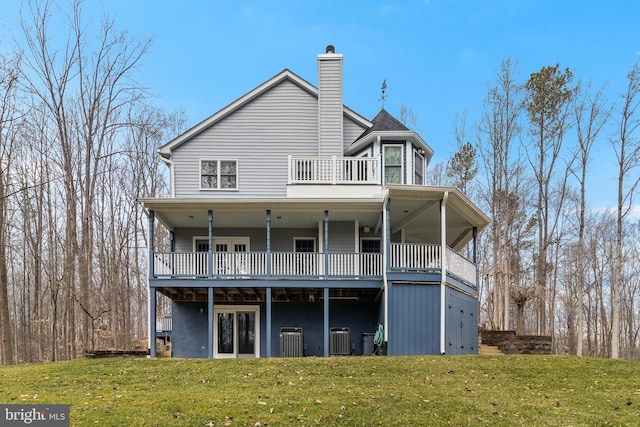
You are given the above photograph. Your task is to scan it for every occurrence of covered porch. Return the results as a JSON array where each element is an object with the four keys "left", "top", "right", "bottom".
[{"left": 141, "top": 186, "right": 489, "bottom": 358}]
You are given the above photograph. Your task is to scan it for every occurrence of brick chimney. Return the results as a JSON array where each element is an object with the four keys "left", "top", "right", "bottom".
[{"left": 317, "top": 45, "right": 343, "bottom": 156}]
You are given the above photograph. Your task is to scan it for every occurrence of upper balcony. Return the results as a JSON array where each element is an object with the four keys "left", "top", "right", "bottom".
[{"left": 288, "top": 155, "right": 380, "bottom": 184}]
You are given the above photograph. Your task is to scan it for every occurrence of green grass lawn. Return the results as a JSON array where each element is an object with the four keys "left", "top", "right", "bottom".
[{"left": 0, "top": 355, "right": 638, "bottom": 426}]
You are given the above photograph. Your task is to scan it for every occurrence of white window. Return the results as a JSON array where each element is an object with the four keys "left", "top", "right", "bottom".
[
  {"left": 414, "top": 150, "right": 424, "bottom": 185},
  {"left": 383, "top": 145, "right": 403, "bottom": 184},
  {"left": 200, "top": 159, "right": 237, "bottom": 190}
]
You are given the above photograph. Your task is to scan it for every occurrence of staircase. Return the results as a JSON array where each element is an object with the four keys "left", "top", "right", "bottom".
[{"left": 478, "top": 336, "right": 504, "bottom": 356}]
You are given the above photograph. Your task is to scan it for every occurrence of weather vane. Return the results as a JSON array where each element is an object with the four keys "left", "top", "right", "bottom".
[{"left": 379, "top": 79, "right": 387, "bottom": 109}]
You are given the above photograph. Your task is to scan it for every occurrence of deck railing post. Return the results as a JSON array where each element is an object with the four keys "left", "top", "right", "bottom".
[{"left": 208, "top": 210, "right": 213, "bottom": 278}]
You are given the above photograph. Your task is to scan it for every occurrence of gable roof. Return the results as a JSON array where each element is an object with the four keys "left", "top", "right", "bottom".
[{"left": 158, "top": 69, "right": 372, "bottom": 158}]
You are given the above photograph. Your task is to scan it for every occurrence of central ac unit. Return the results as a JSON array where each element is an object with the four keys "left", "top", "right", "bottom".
[
  {"left": 280, "top": 327, "right": 304, "bottom": 357},
  {"left": 330, "top": 327, "right": 351, "bottom": 356}
]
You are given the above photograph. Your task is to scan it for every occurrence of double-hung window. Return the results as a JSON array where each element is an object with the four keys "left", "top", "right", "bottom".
[
  {"left": 200, "top": 160, "right": 237, "bottom": 190},
  {"left": 383, "top": 145, "right": 403, "bottom": 184}
]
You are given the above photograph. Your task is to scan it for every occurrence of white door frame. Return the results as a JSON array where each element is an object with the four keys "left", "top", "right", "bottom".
[{"left": 213, "top": 305, "right": 260, "bottom": 358}]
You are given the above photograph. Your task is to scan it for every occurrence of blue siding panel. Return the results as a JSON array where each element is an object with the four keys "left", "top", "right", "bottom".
[
  {"left": 172, "top": 301, "right": 209, "bottom": 358},
  {"left": 388, "top": 282, "right": 440, "bottom": 356},
  {"left": 271, "top": 301, "right": 378, "bottom": 357},
  {"left": 445, "top": 287, "right": 478, "bottom": 355}
]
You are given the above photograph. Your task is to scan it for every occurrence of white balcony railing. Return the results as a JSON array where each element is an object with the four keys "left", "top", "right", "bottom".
[
  {"left": 390, "top": 243, "right": 441, "bottom": 270},
  {"left": 152, "top": 245, "right": 475, "bottom": 285},
  {"left": 446, "top": 247, "right": 477, "bottom": 284},
  {"left": 288, "top": 155, "right": 380, "bottom": 184}
]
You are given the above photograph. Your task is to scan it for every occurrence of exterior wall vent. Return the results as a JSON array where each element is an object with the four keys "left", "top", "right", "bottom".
[
  {"left": 330, "top": 327, "right": 351, "bottom": 355},
  {"left": 280, "top": 327, "right": 304, "bottom": 357}
]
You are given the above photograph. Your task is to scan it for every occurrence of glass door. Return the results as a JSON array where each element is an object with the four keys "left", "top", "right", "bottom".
[{"left": 214, "top": 306, "right": 260, "bottom": 358}]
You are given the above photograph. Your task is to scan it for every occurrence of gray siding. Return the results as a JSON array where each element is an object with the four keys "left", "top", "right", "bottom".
[
  {"left": 173, "top": 228, "right": 267, "bottom": 252},
  {"left": 318, "top": 55, "right": 343, "bottom": 156},
  {"left": 388, "top": 282, "right": 440, "bottom": 355},
  {"left": 173, "top": 223, "right": 355, "bottom": 253},
  {"left": 343, "top": 115, "right": 368, "bottom": 150},
  {"left": 328, "top": 221, "right": 355, "bottom": 252},
  {"left": 172, "top": 79, "right": 318, "bottom": 197}
]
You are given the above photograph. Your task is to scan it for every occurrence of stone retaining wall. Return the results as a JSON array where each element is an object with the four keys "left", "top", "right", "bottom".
[{"left": 480, "top": 330, "right": 552, "bottom": 355}]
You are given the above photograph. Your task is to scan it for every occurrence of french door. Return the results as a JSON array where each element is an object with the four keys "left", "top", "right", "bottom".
[
  {"left": 214, "top": 306, "right": 260, "bottom": 358},
  {"left": 194, "top": 237, "right": 250, "bottom": 275}
]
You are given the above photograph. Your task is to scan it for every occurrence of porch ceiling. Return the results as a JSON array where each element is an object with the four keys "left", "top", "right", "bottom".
[
  {"left": 157, "top": 286, "right": 382, "bottom": 303},
  {"left": 140, "top": 187, "right": 489, "bottom": 250},
  {"left": 140, "top": 198, "right": 383, "bottom": 230}
]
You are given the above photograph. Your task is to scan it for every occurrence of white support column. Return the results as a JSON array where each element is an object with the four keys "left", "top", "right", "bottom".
[
  {"left": 383, "top": 193, "right": 391, "bottom": 351},
  {"left": 440, "top": 191, "right": 449, "bottom": 355}
]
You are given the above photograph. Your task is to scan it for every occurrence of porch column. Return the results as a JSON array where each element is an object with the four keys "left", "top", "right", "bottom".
[
  {"left": 266, "top": 287, "right": 272, "bottom": 357},
  {"left": 148, "top": 210, "right": 156, "bottom": 357},
  {"left": 208, "top": 210, "right": 213, "bottom": 278},
  {"left": 148, "top": 210, "right": 155, "bottom": 279},
  {"left": 266, "top": 211, "right": 273, "bottom": 357},
  {"left": 472, "top": 226, "right": 478, "bottom": 264},
  {"left": 208, "top": 287, "right": 214, "bottom": 358},
  {"left": 323, "top": 287, "right": 329, "bottom": 357},
  {"left": 440, "top": 192, "right": 449, "bottom": 355},
  {"left": 266, "top": 210, "right": 272, "bottom": 277},
  {"left": 472, "top": 226, "right": 479, "bottom": 289},
  {"left": 324, "top": 210, "right": 329, "bottom": 278},
  {"left": 149, "top": 288, "right": 157, "bottom": 357},
  {"left": 383, "top": 198, "right": 391, "bottom": 351}
]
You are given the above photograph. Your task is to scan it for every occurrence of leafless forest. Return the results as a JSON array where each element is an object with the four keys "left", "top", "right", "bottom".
[{"left": 0, "top": 1, "right": 639, "bottom": 364}]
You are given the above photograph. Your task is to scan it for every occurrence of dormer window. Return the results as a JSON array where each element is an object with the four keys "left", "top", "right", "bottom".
[
  {"left": 383, "top": 145, "right": 403, "bottom": 184},
  {"left": 200, "top": 159, "right": 238, "bottom": 190}
]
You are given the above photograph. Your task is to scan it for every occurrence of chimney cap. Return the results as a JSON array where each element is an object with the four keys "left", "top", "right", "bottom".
[{"left": 325, "top": 45, "right": 335, "bottom": 54}]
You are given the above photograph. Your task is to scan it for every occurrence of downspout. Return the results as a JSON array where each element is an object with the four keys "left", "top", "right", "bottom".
[
  {"left": 382, "top": 189, "right": 390, "bottom": 351},
  {"left": 159, "top": 156, "right": 175, "bottom": 197},
  {"left": 440, "top": 192, "right": 449, "bottom": 355},
  {"left": 148, "top": 209, "right": 156, "bottom": 357},
  {"left": 266, "top": 210, "right": 272, "bottom": 357}
]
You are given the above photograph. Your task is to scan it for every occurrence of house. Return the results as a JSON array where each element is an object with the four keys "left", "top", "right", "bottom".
[{"left": 139, "top": 45, "right": 489, "bottom": 358}]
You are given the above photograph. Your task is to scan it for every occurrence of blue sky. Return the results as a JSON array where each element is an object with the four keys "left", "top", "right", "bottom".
[{"left": 2, "top": 0, "right": 639, "bottom": 210}]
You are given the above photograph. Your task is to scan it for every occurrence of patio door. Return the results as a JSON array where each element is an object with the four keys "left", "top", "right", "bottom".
[
  {"left": 214, "top": 306, "right": 260, "bottom": 358},
  {"left": 194, "top": 237, "right": 249, "bottom": 275},
  {"left": 214, "top": 237, "right": 249, "bottom": 275}
]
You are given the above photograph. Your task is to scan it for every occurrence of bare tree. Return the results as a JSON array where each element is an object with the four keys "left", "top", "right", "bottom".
[
  {"left": 0, "top": 51, "right": 22, "bottom": 364},
  {"left": 20, "top": 0, "right": 150, "bottom": 357},
  {"left": 398, "top": 104, "right": 421, "bottom": 131},
  {"left": 570, "top": 81, "right": 610, "bottom": 355},
  {"left": 524, "top": 63, "right": 576, "bottom": 335},
  {"left": 477, "top": 58, "right": 533, "bottom": 331},
  {"left": 610, "top": 60, "right": 640, "bottom": 359}
]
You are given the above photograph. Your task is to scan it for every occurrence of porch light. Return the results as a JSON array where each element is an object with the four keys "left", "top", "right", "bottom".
[{"left": 362, "top": 226, "right": 371, "bottom": 233}]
